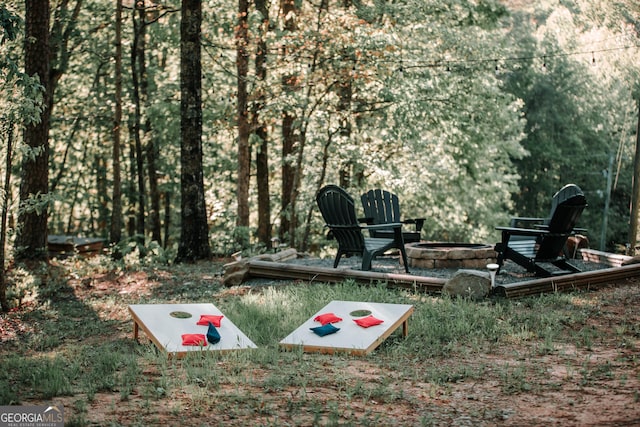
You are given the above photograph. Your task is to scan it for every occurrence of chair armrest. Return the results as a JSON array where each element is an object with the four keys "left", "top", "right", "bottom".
[
  {"left": 328, "top": 224, "right": 364, "bottom": 230},
  {"left": 496, "top": 226, "right": 549, "bottom": 237},
  {"left": 358, "top": 216, "right": 374, "bottom": 224},
  {"left": 364, "top": 222, "right": 404, "bottom": 242},
  {"left": 531, "top": 224, "right": 588, "bottom": 234},
  {"left": 328, "top": 223, "right": 402, "bottom": 232},
  {"left": 363, "top": 222, "right": 403, "bottom": 231},
  {"left": 497, "top": 226, "right": 571, "bottom": 238},
  {"left": 509, "top": 216, "right": 546, "bottom": 228},
  {"left": 403, "top": 218, "right": 426, "bottom": 232}
]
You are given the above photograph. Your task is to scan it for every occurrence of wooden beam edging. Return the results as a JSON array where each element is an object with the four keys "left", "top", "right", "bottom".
[
  {"left": 493, "top": 263, "right": 640, "bottom": 298},
  {"left": 246, "top": 259, "right": 640, "bottom": 299},
  {"left": 246, "top": 260, "right": 446, "bottom": 293}
]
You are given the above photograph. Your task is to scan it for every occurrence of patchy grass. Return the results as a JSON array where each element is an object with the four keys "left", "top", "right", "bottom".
[{"left": 1, "top": 256, "right": 639, "bottom": 426}]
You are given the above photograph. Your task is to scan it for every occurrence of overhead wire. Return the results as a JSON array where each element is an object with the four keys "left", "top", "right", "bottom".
[{"left": 395, "top": 43, "right": 640, "bottom": 73}]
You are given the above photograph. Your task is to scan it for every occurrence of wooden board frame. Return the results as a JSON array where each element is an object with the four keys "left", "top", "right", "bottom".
[
  {"left": 128, "top": 303, "right": 257, "bottom": 358},
  {"left": 279, "top": 300, "right": 414, "bottom": 356}
]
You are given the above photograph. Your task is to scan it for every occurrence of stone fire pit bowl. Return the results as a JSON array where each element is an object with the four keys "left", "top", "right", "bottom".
[{"left": 405, "top": 242, "right": 497, "bottom": 269}]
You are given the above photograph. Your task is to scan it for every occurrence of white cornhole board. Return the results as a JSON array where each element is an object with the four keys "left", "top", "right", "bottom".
[
  {"left": 128, "top": 303, "right": 257, "bottom": 358},
  {"left": 279, "top": 300, "right": 414, "bottom": 356}
]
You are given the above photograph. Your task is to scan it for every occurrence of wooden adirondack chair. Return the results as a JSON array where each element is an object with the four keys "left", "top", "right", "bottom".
[
  {"left": 316, "top": 185, "right": 410, "bottom": 272},
  {"left": 494, "top": 184, "right": 588, "bottom": 277},
  {"left": 360, "top": 189, "right": 425, "bottom": 243}
]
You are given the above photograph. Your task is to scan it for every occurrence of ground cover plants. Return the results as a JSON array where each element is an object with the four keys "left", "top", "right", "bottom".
[{"left": 1, "top": 255, "right": 639, "bottom": 426}]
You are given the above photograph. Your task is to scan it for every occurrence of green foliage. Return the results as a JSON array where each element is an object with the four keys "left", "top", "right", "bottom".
[
  {"left": 501, "top": 1, "right": 639, "bottom": 250},
  {"left": 17, "top": 191, "right": 57, "bottom": 217},
  {"left": 0, "top": 5, "right": 44, "bottom": 128},
  {"left": 0, "top": 5, "right": 21, "bottom": 43},
  {"left": 240, "top": 0, "right": 530, "bottom": 244},
  {"left": 3, "top": 0, "right": 640, "bottom": 258}
]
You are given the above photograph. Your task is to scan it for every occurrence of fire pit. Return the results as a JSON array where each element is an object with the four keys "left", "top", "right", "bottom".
[{"left": 405, "top": 242, "right": 497, "bottom": 269}]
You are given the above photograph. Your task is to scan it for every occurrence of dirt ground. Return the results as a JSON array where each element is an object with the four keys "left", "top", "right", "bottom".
[{"left": 2, "top": 264, "right": 640, "bottom": 426}]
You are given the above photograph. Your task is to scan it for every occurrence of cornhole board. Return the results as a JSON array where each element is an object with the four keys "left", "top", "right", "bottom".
[
  {"left": 128, "top": 303, "right": 257, "bottom": 358},
  {"left": 279, "top": 300, "right": 414, "bottom": 356}
]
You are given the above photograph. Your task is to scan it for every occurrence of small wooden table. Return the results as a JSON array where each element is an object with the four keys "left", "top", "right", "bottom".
[
  {"left": 47, "top": 235, "right": 105, "bottom": 257},
  {"left": 279, "top": 300, "right": 414, "bottom": 355},
  {"left": 128, "top": 303, "right": 257, "bottom": 358}
]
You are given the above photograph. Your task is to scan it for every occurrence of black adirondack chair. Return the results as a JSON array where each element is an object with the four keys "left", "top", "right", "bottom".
[
  {"left": 494, "top": 184, "right": 588, "bottom": 277},
  {"left": 360, "top": 189, "right": 425, "bottom": 243},
  {"left": 316, "top": 185, "right": 410, "bottom": 272},
  {"left": 507, "top": 184, "right": 588, "bottom": 251}
]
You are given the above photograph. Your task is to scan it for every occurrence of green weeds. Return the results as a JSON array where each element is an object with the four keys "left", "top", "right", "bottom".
[{"left": 0, "top": 355, "right": 77, "bottom": 402}]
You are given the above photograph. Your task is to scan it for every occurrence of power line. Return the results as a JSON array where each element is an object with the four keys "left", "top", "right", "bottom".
[{"left": 398, "top": 44, "right": 640, "bottom": 71}]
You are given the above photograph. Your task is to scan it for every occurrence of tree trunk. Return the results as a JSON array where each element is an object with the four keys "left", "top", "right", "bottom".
[
  {"left": 15, "top": 0, "right": 51, "bottom": 260},
  {"left": 163, "top": 191, "right": 171, "bottom": 248},
  {"left": 0, "top": 121, "right": 14, "bottom": 311},
  {"left": 253, "top": 0, "right": 271, "bottom": 249},
  {"left": 628, "top": 97, "right": 640, "bottom": 255},
  {"left": 131, "top": 2, "right": 147, "bottom": 252},
  {"left": 147, "top": 135, "right": 162, "bottom": 244},
  {"left": 338, "top": 47, "right": 354, "bottom": 188},
  {"left": 65, "top": 145, "right": 88, "bottom": 234},
  {"left": 127, "top": 131, "right": 137, "bottom": 237},
  {"left": 236, "top": 0, "right": 251, "bottom": 237},
  {"left": 285, "top": 0, "right": 328, "bottom": 250},
  {"left": 141, "top": 10, "right": 161, "bottom": 246},
  {"left": 95, "top": 153, "right": 109, "bottom": 233},
  {"left": 110, "top": 0, "right": 124, "bottom": 248},
  {"left": 49, "top": 115, "right": 79, "bottom": 193},
  {"left": 302, "top": 131, "right": 334, "bottom": 251},
  {"left": 176, "top": 0, "right": 211, "bottom": 262},
  {"left": 256, "top": 130, "right": 271, "bottom": 247},
  {"left": 281, "top": 113, "right": 297, "bottom": 245},
  {"left": 279, "top": 0, "right": 298, "bottom": 246}
]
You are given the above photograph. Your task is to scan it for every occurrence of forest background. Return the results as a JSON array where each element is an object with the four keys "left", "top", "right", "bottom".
[{"left": 1, "top": 1, "right": 640, "bottom": 286}]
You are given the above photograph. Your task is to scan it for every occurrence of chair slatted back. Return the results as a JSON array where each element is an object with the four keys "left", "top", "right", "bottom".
[
  {"left": 546, "top": 184, "right": 587, "bottom": 232},
  {"left": 361, "top": 189, "right": 402, "bottom": 226},
  {"left": 537, "top": 184, "right": 587, "bottom": 260},
  {"left": 316, "top": 185, "right": 365, "bottom": 253}
]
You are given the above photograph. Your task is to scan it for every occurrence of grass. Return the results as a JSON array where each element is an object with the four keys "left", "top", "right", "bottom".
[{"left": 1, "top": 255, "right": 639, "bottom": 425}]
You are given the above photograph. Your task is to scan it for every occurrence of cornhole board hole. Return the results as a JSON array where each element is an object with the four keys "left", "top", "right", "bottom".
[
  {"left": 279, "top": 300, "right": 414, "bottom": 356},
  {"left": 128, "top": 303, "right": 257, "bottom": 358}
]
